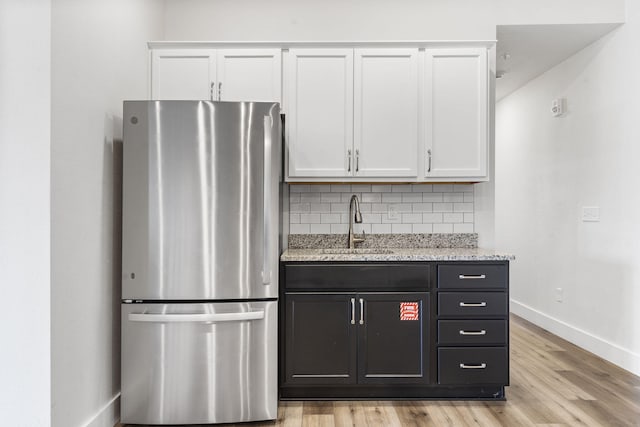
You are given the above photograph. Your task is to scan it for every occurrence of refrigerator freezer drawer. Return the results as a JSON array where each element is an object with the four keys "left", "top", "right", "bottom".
[{"left": 121, "top": 301, "right": 277, "bottom": 425}]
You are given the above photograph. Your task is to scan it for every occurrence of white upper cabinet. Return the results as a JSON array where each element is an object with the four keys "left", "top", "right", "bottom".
[
  {"left": 354, "top": 48, "right": 418, "bottom": 178},
  {"left": 216, "top": 49, "right": 281, "bottom": 102},
  {"left": 151, "top": 49, "right": 216, "bottom": 100},
  {"left": 286, "top": 49, "right": 354, "bottom": 178},
  {"left": 150, "top": 48, "right": 281, "bottom": 103},
  {"left": 424, "top": 48, "right": 488, "bottom": 180}
]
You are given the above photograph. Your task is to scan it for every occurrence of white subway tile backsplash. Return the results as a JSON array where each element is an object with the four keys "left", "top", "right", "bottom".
[
  {"left": 433, "top": 203, "right": 454, "bottom": 213},
  {"left": 371, "top": 185, "right": 392, "bottom": 192},
  {"left": 290, "top": 203, "right": 311, "bottom": 213},
  {"left": 290, "top": 223, "right": 310, "bottom": 234},
  {"left": 331, "top": 184, "right": 352, "bottom": 193},
  {"left": 310, "top": 223, "right": 331, "bottom": 233},
  {"left": 289, "top": 184, "right": 475, "bottom": 234},
  {"left": 413, "top": 184, "right": 433, "bottom": 192},
  {"left": 290, "top": 185, "right": 310, "bottom": 193},
  {"left": 321, "top": 193, "right": 342, "bottom": 203},
  {"left": 433, "top": 223, "right": 454, "bottom": 233},
  {"left": 392, "top": 224, "right": 412, "bottom": 233},
  {"left": 412, "top": 203, "right": 433, "bottom": 212},
  {"left": 412, "top": 224, "right": 433, "bottom": 233},
  {"left": 321, "top": 213, "right": 341, "bottom": 223},
  {"left": 402, "top": 213, "right": 423, "bottom": 223},
  {"left": 391, "top": 184, "right": 414, "bottom": 193},
  {"left": 453, "top": 203, "right": 473, "bottom": 213},
  {"left": 371, "top": 223, "right": 392, "bottom": 233},
  {"left": 402, "top": 193, "right": 423, "bottom": 203},
  {"left": 300, "top": 213, "right": 321, "bottom": 223},
  {"left": 381, "top": 193, "right": 402, "bottom": 203},
  {"left": 300, "top": 193, "right": 321, "bottom": 203},
  {"left": 443, "top": 193, "right": 464, "bottom": 203},
  {"left": 361, "top": 193, "right": 382, "bottom": 203},
  {"left": 423, "top": 193, "right": 443, "bottom": 203},
  {"left": 331, "top": 223, "right": 348, "bottom": 233},
  {"left": 423, "top": 213, "right": 443, "bottom": 223},
  {"left": 310, "top": 203, "right": 331, "bottom": 213},
  {"left": 443, "top": 213, "right": 464, "bottom": 223},
  {"left": 454, "top": 223, "right": 474, "bottom": 233}
]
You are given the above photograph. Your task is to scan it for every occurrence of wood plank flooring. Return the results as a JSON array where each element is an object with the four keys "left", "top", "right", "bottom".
[{"left": 119, "top": 314, "right": 640, "bottom": 426}]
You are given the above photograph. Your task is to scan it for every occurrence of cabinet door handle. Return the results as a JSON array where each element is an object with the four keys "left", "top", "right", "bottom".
[
  {"left": 350, "top": 298, "right": 356, "bottom": 325},
  {"left": 459, "top": 274, "right": 486, "bottom": 280},
  {"left": 459, "top": 302, "right": 487, "bottom": 307},
  {"left": 218, "top": 82, "right": 222, "bottom": 101},
  {"left": 460, "top": 363, "right": 487, "bottom": 369},
  {"left": 459, "top": 330, "right": 487, "bottom": 336},
  {"left": 210, "top": 82, "right": 215, "bottom": 101},
  {"left": 427, "top": 149, "right": 432, "bottom": 173},
  {"left": 355, "top": 149, "right": 360, "bottom": 173},
  {"left": 347, "top": 149, "right": 352, "bottom": 172},
  {"left": 359, "top": 298, "right": 364, "bottom": 325}
]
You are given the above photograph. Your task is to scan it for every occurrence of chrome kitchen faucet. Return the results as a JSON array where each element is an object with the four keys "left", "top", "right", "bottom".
[{"left": 348, "top": 194, "right": 366, "bottom": 249}]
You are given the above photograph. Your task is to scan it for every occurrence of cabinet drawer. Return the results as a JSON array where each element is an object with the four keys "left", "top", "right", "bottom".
[
  {"left": 438, "top": 320, "right": 507, "bottom": 346},
  {"left": 285, "top": 264, "right": 431, "bottom": 290},
  {"left": 438, "top": 264, "right": 506, "bottom": 289},
  {"left": 438, "top": 347, "right": 508, "bottom": 385},
  {"left": 438, "top": 292, "right": 507, "bottom": 317}
]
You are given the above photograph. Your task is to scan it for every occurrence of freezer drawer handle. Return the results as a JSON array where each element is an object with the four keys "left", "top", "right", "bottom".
[
  {"left": 460, "top": 363, "right": 487, "bottom": 369},
  {"left": 128, "top": 310, "right": 265, "bottom": 323}
]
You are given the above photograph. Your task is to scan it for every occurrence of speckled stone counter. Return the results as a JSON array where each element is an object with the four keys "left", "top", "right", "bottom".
[
  {"left": 281, "top": 233, "right": 514, "bottom": 262},
  {"left": 281, "top": 247, "right": 514, "bottom": 262}
]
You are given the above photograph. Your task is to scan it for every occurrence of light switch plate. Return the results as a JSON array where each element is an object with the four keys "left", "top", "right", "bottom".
[
  {"left": 582, "top": 206, "right": 600, "bottom": 222},
  {"left": 388, "top": 205, "right": 400, "bottom": 220}
]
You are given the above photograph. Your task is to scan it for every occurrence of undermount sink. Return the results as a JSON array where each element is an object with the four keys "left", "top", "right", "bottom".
[{"left": 318, "top": 248, "right": 395, "bottom": 255}]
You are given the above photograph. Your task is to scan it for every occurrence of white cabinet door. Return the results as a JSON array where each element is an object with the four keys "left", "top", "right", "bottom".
[
  {"left": 424, "top": 48, "right": 488, "bottom": 179},
  {"left": 217, "top": 49, "right": 281, "bottom": 103},
  {"left": 151, "top": 49, "right": 216, "bottom": 100},
  {"left": 287, "top": 49, "right": 354, "bottom": 178},
  {"left": 354, "top": 48, "right": 419, "bottom": 178}
]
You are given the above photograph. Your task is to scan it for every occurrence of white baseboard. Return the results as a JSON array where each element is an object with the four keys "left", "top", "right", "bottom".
[
  {"left": 82, "top": 393, "right": 120, "bottom": 427},
  {"left": 511, "top": 299, "right": 640, "bottom": 377}
]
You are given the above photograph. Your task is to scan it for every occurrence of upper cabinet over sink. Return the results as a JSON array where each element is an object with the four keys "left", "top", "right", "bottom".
[{"left": 148, "top": 42, "right": 491, "bottom": 183}]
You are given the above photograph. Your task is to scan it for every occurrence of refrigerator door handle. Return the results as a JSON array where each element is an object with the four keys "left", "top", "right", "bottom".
[
  {"left": 128, "top": 310, "right": 265, "bottom": 323},
  {"left": 262, "top": 115, "right": 273, "bottom": 285}
]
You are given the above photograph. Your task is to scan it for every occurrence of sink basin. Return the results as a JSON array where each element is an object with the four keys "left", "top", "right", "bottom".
[{"left": 318, "top": 248, "right": 395, "bottom": 255}]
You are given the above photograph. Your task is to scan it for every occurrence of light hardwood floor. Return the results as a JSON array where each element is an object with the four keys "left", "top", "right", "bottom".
[{"left": 120, "top": 315, "right": 640, "bottom": 426}]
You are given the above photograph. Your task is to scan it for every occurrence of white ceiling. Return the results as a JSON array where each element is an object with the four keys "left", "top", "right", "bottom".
[{"left": 495, "top": 23, "right": 621, "bottom": 101}]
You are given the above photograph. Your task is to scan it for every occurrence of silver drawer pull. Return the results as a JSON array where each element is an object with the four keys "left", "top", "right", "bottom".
[
  {"left": 350, "top": 298, "right": 356, "bottom": 325},
  {"left": 459, "top": 274, "right": 486, "bottom": 280},
  {"left": 459, "top": 302, "right": 487, "bottom": 307},
  {"left": 460, "top": 363, "right": 487, "bottom": 369},
  {"left": 459, "top": 330, "right": 487, "bottom": 336}
]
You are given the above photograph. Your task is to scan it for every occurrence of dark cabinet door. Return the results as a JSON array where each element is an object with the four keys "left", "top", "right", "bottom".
[
  {"left": 283, "top": 293, "right": 357, "bottom": 385},
  {"left": 357, "top": 292, "right": 429, "bottom": 384}
]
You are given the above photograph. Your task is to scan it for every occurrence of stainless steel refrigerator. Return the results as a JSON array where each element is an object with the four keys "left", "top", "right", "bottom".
[{"left": 120, "top": 100, "right": 281, "bottom": 425}]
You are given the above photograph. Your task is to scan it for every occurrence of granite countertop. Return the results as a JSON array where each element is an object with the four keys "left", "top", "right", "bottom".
[{"left": 281, "top": 247, "right": 515, "bottom": 262}]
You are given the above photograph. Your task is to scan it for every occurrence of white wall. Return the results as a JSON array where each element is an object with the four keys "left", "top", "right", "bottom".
[
  {"left": 162, "top": 0, "right": 624, "bottom": 41},
  {"left": 51, "top": 2, "right": 163, "bottom": 426},
  {"left": 0, "top": 1, "right": 51, "bottom": 425},
  {"left": 496, "top": 2, "right": 640, "bottom": 375}
]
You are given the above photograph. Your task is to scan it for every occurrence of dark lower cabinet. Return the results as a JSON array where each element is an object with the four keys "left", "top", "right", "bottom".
[
  {"left": 283, "top": 292, "right": 429, "bottom": 387},
  {"left": 280, "top": 261, "right": 509, "bottom": 400}
]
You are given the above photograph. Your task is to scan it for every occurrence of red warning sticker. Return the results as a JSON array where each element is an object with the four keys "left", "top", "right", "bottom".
[{"left": 400, "top": 302, "right": 419, "bottom": 321}]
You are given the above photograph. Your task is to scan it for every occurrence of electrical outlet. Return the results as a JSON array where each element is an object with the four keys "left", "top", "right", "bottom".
[
  {"left": 582, "top": 206, "right": 600, "bottom": 222},
  {"left": 388, "top": 205, "right": 400, "bottom": 220},
  {"left": 555, "top": 287, "right": 563, "bottom": 303}
]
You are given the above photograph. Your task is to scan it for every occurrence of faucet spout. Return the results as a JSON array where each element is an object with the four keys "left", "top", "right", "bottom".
[{"left": 348, "top": 194, "right": 366, "bottom": 249}]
